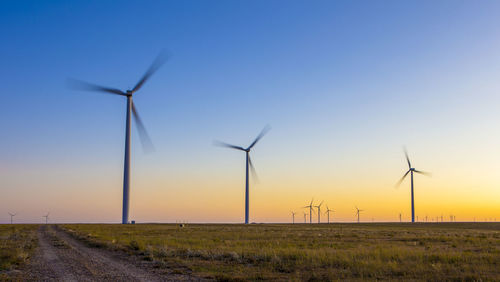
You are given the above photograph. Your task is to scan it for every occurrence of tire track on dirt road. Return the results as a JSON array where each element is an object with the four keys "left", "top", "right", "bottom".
[{"left": 26, "top": 225, "right": 202, "bottom": 281}]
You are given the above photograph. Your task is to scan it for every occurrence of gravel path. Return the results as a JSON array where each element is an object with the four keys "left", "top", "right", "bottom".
[{"left": 25, "top": 225, "right": 202, "bottom": 281}]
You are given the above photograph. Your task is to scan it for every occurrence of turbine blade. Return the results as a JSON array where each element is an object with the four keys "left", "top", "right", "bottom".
[
  {"left": 213, "top": 141, "right": 246, "bottom": 151},
  {"left": 319, "top": 200, "right": 324, "bottom": 207},
  {"left": 132, "top": 50, "right": 169, "bottom": 93},
  {"left": 414, "top": 170, "right": 432, "bottom": 177},
  {"left": 404, "top": 147, "right": 412, "bottom": 169},
  {"left": 248, "top": 155, "right": 259, "bottom": 183},
  {"left": 247, "top": 125, "right": 271, "bottom": 150},
  {"left": 131, "top": 101, "right": 155, "bottom": 153},
  {"left": 395, "top": 170, "right": 410, "bottom": 188},
  {"left": 67, "top": 78, "right": 126, "bottom": 96}
]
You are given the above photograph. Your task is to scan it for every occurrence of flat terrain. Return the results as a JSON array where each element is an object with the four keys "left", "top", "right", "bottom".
[
  {"left": 61, "top": 223, "right": 500, "bottom": 281},
  {"left": 1, "top": 223, "right": 499, "bottom": 281}
]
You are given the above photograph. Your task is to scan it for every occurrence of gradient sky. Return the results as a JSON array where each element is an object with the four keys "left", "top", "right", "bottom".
[{"left": 1, "top": 0, "right": 499, "bottom": 223}]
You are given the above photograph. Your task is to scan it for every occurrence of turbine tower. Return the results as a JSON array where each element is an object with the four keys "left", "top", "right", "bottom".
[
  {"left": 43, "top": 213, "right": 49, "bottom": 224},
  {"left": 395, "top": 148, "right": 431, "bottom": 223},
  {"left": 70, "top": 52, "right": 167, "bottom": 224},
  {"left": 325, "top": 206, "right": 334, "bottom": 224},
  {"left": 8, "top": 213, "right": 16, "bottom": 224},
  {"left": 291, "top": 211, "right": 296, "bottom": 224},
  {"left": 355, "top": 206, "right": 363, "bottom": 223},
  {"left": 314, "top": 201, "right": 324, "bottom": 224},
  {"left": 303, "top": 199, "right": 314, "bottom": 224},
  {"left": 215, "top": 126, "right": 270, "bottom": 224},
  {"left": 303, "top": 212, "right": 307, "bottom": 223}
]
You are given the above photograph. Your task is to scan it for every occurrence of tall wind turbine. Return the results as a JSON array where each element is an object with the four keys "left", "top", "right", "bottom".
[
  {"left": 215, "top": 126, "right": 270, "bottom": 224},
  {"left": 291, "top": 211, "right": 296, "bottom": 224},
  {"left": 69, "top": 52, "right": 167, "bottom": 224},
  {"left": 303, "top": 212, "right": 307, "bottom": 223},
  {"left": 355, "top": 206, "right": 363, "bottom": 223},
  {"left": 314, "top": 200, "right": 324, "bottom": 224},
  {"left": 325, "top": 206, "right": 334, "bottom": 224},
  {"left": 395, "top": 148, "right": 431, "bottom": 223},
  {"left": 43, "top": 213, "right": 49, "bottom": 224},
  {"left": 8, "top": 213, "right": 16, "bottom": 224},
  {"left": 303, "top": 199, "right": 314, "bottom": 224}
]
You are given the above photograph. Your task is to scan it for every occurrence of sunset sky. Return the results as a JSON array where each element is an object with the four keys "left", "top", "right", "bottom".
[{"left": 1, "top": 0, "right": 499, "bottom": 223}]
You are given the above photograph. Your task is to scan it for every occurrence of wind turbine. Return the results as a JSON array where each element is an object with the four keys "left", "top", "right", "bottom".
[
  {"left": 215, "top": 126, "right": 270, "bottom": 224},
  {"left": 314, "top": 200, "right": 324, "bottom": 224},
  {"left": 355, "top": 206, "right": 363, "bottom": 223},
  {"left": 399, "top": 213, "right": 402, "bottom": 223},
  {"left": 303, "top": 212, "right": 307, "bottom": 224},
  {"left": 325, "top": 206, "right": 334, "bottom": 224},
  {"left": 303, "top": 199, "right": 315, "bottom": 224},
  {"left": 69, "top": 52, "right": 167, "bottom": 224},
  {"left": 291, "top": 211, "right": 296, "bottom": 224},
  {"left": 395, "top": 148, "right": 431, "bottom": 223},
  {"left": 43, "top": 213, "right": 49, "bottom": 224},
  {"left": 8, "top": 213, "right": 16, "bottom": 224}
]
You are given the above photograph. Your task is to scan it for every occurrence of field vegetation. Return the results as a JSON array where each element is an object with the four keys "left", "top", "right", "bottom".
[
  {"left": 0, "top": 225, "right": 38, "bottom": 279},
  {"left": 61, "top": 223, "right": 500, "bottom": 281}
]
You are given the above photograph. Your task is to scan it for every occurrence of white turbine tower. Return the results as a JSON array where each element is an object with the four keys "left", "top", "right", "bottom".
[
  {"left": 8, "top": 213, "right": 16, "bottom": 224},
  {"left": 314, "top": 200, "right": 324, "bottom": 224},
  {"left": 355, "top": 206, "right": 363, "bottom": 223},
  {"left": 69, "top": 52, "right": 167, "bottom": 224},
  {"left": 395, "top": 148, "right": 431, "bottom": 223},
  {"left": 43, "top": 212, "right": 49, "bottom": 224},
  {"left": 325, "top": 206, "right": 334, "bottom": 224},
  {"left": 303, "top": 199, "right": 315, "bottom": 224},
  {"left": 215, "top": 126, "right": 270, "bottom": 224},
  {"left": 291, "top": 211, "right": 296, "bottom": 224}
]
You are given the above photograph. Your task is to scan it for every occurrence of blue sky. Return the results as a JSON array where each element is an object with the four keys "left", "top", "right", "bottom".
[{"left": 1, "top": 1, "right": 499, "bottom": 223}]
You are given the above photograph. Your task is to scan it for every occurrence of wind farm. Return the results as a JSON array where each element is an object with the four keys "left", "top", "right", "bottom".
[{"left": 1, "top": 1, "right": 500, "bottom": 281}]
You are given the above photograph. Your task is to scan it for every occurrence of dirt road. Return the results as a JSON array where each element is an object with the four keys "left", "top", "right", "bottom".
[{"left": 26, "top": 225, "right": 201, "bottom": 281}]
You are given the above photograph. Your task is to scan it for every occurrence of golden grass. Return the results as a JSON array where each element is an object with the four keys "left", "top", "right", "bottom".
[
  {"left": 61, "top": 223, "right": 500, "bottom": 281},
  {"left": 0, "top": 225, "right": 38, "bottom": 279}
]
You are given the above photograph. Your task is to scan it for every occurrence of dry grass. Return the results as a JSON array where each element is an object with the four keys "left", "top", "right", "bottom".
[
  {"left": 0, "top": 225, "right": 38, "bottom": 279},
  {"left": 61, "top": 222, "right": 500, "bottom": 281}
]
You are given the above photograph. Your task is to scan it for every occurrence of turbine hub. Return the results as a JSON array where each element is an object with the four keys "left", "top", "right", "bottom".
[
  {"left": 126, "top": 90, "right": 133, "bottom": 96},
  {"left": 410, "top": 168, "right": 415, "bottom": 171}
]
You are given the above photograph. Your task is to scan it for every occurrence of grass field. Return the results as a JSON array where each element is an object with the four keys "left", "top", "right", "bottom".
[
  {"left": 60, "top": 223, "right": 500, "bottom": 281},
  {"left": 0, "top": 225, "right": 38, "bottom": 279}
]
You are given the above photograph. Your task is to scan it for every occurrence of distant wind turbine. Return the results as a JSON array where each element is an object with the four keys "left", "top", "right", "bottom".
[
  {"left": 215, "top": 125, "right": 270, "bottom": 224},
  {"left": 291, "top": 211, "right": 296, "bottom": 224},
  {"left": 355, "top": 206, "right": 363, "bottom": 223},
  {"left": 395, "top": 148, "right": 431, "bottom": 223},
  {"left": 303, "top": 212, "right": 307, "bottom": 224},
  {"left": 314, "top": 201, "right": 324, "bottom": 224},
  {"left": 325, "top": 206, "right": 334, "bottom": 224},
  {"left": 8, "top": 213, "right": 16, "bottom": 224},
  {"left": 399, "top": 213, "right": 402, "bottom": 223},
  {"left": 69, "top": 51, "right": 167, "bottom": 224},
  {"left": 43, "top": 213, "right": 49, "bottom": 224},
  {"left": 303, "top": 199, "right": 315, "bottom": 224}
]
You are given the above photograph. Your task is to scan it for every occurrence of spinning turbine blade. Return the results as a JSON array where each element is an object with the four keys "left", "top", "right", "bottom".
[
  {"left": 395, "top": 170, "right": 410, "bottom": 187},
  {"left": 404, "top": 147, "right": 412, "bottom": 169},
  {"left": 131, "top": 101, "right": 155, "bottom": 153},
  {"left": 414, "top": 170, "right": 432, "bottom": 176},
  {"left": 248, "top": 125, "right": 271, "bottom": 149},
  {"left": 213, "top": 141, "right": 246, "bottom": 151},
  {"left": 248, "top": 155, "right": 259, "bottom": 183},
  {"left": 132, "top": 51, "right": 169, "bottom": 93},
  {"left": 67, "top": 79, "right": 126, "bottom": 96}
]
